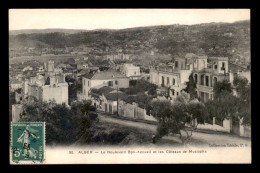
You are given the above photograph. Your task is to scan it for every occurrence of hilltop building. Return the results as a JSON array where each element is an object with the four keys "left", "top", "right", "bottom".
[
  {"left": 192, "top": 56, "right": 250, "bottom": 102},
  {"left": 81, "top": 69, "right": 129, "bottom": 100},
  {"left": 149, "top": 57, "right": 193, "bottom": 101},
  {"left": 10, "top": 80, "right": 23, "bottom": 92},
  {"left": 121, "top": 64, "right": 141, "bottom": 80},
  {"left": 23, "top": 60, "right": 68, "bottom": 105},
  {"left": 106, "top": 53, "right": 130, "bottom": 61}
]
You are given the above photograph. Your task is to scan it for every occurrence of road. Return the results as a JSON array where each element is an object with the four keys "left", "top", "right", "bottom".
[{"left": 98, "top": 112, "right": 251, "bottom": 147}]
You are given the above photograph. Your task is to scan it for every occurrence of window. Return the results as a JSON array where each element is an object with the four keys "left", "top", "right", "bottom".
[
  {"left": 88, "top": 81, "right": 90, "bottom": 87},
  {"left": 108, "top": 81, "right": 113, "bottom": 86},
  {"left": 206, "top": 76, "right": 209, "bottom": 86},
  {"left": 84, "top": 79, "right": 85, "bottom": 86},
  {"left": 172, "top": 78, "right": 175, "bottom": 85},
  {"left": 194, "top": 74, "right": 198, "bottom": 84},
  {"left": 134, "top": 71, "right": 136, "bottom": 75},
  {"left": 200, "top": 75, "right": 204, "bottom": 85},
  {"left": 84, "top": 89, "right": 85, "bottom": 95},
  {"left": 171, "top": 89, "right": 175, "bottom": 95},
  {"left": 177, "top": 92, "right": 179, "bottom": 96},
  {"left": 214, "top": 65, "right": 218, "bottom": 70},
  {"left": 221, "top": 62, "right": 225, "bottom": 71},
  {"left": 175, "top": 61, "right": 178, "bottom": 68},
  {"left": 161, "top": 76, "right": 164, "bottom": 86},
  {"left": 115, "top": 80, "right": 118, "bottom": 85},
  {"left": 167, "top": 77, "right": 169, "bottom": 85}
]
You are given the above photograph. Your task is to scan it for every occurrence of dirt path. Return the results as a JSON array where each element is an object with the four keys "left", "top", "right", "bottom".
[{"left": 98, "top": 113, "right": 251, "bottom": 146}]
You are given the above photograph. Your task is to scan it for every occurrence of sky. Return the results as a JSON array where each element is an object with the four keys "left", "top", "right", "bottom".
[{"left": 9, "top": 9, "right": 250, "bottom": 31}]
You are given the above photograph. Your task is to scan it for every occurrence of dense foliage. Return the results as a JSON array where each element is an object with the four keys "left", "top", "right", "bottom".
[
  {"left": 65, "top": 76, "right": 77, "bottom": 104},
  {"left": 19, "top": 99, "right": 98, "bottom": 144},
  {"left": 121, "top": 79, "right": 157, "bottom": 96},
  {"left": 151, "top": 93, "right": 208, "bottom": 144},
  {"left": 118, "top": 80, "right": 157, "bottom": 112},
  {"left": 152, "top": 76, "right": 251, "bottom": 144},
  {"left": 183, "top": 74, "right": 197, "bottom": 99}
]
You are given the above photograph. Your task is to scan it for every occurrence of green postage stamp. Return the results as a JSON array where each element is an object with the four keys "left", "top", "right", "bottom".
[{"left": 10, "top": 122, "right": 45, "bottom": 164}]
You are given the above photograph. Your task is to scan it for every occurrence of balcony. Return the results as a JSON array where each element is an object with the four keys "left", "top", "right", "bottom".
[{"left": 196, "top": 84, "right": 213, "bottom": 93}]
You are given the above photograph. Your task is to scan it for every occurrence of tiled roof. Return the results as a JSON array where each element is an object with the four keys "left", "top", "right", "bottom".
[
  {"left": 57, "top": 63, "right": 67, "bottom": 68},
  {"left": 84, "top": 70, "right": 128, "bottom": 80},
  {"left": 82, "top": 72, "right": 95, "bottom": 79},
  {"left": 228, "top": 62, "right": 248, "bottom": 72},
  {"left": 97, "top": 86, "right": 116, "bottom": 94},
  {"left": 78, "top": 69, "right": 90, "bottom": 75}
]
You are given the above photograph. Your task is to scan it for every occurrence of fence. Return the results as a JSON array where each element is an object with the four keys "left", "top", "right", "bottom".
[
  {"left": 196, "top": 117, "right": 231, "bottom": 133},
  {"left": 196, "top": 116, "right": 251, "bottom": 137},
  {"left": 118, "top": 100, "right": 158, "bottom": 122}
]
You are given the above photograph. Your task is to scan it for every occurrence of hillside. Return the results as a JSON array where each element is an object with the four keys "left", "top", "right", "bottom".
[
  {"left": 9, "top": 28, "right": 89, "bottom": 35},
  {"left": 9, "top": 20, "right": 250, "bottom": 62}
]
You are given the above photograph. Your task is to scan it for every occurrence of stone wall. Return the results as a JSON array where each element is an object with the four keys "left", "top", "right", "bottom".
[{"left": 197, "top": 117, "right": 231, "bottom": 133}]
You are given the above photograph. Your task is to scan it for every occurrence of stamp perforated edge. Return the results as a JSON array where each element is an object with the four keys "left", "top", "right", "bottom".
[{"left": 10, "top": 122, "right": 46, "bottom": 165}]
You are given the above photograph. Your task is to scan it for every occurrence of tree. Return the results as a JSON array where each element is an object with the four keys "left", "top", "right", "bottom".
[
  {"left": 66, "top": 76, "right": 77, "bottom": 104},
  {"left": 122, "top": 79, "right": 157, "bottom": 96},
  {"left": 19, "top": 99, "right": 97, "bottom": 145},
  {"left": 204, "top": 78, "right": 250, "bottom": 127},
  {"left": 184, "top": 74, "right": 197, "bottom": 99},
  {"left": 151, "top": 93, "right": 208, "bottom": 145},
  {"left": 233, "top": 77, "right": 251, "bottom": 125},
  {"left": 213, "top": 79, "right": 232, "bottom": 100},
  {"left": 73, "top": 100, "right": 99, "bottom": 143}
]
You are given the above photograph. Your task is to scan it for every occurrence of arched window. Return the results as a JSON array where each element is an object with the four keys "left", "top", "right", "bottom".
[
  {"left": 200, "top": 75, "right": 204, "bottom": 85},
  {"left": 206, "top": 76, "right": 209, "bottom": 86},
  {"left": 45, "top": 77, "right": 50, "bottom": 85},
  {"left": 162, "top": 76, "right": 165, "bottom": 86},
  {"left": 172, "top": 78, "right": 175, "bottom": 85},
  {"left": 167, "top": 77, "right": 169, "bottom": 85}
]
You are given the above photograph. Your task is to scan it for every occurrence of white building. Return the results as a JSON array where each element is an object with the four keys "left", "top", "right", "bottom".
[
  {"left": 121, "top": 64, "right": 141, "bottom": 80},
  {"left": 149, "top": 57, "right": 193, "bottom": 101},
  {"left": 106, "top": 53, "right": 130, "bottom": 61},
  {"left": 24, "top": 60, "right": 69, "bottom": 105},
  {"left": 192, "top": 56, "right": 251, "bottom": 102},
  {"left": 81, "top": 69, "right": 129, "bottom": 100},
  {"left": 10, "top": 80, "right": 23, "bottom": 92}
]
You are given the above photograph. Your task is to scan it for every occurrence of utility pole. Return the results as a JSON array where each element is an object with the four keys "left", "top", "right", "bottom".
[{"left": 117, "top": 86, "right": 119, "bottom": 116}]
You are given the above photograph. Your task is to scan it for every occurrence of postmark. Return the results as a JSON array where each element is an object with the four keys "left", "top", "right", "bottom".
[{"left": 10, "top": 122, "right": 45, "bottom": 164}]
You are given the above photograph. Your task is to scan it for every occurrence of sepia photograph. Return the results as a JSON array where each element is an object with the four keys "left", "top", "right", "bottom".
[{"left": 9, "top": 9, "right": 251, "bottom": 164}]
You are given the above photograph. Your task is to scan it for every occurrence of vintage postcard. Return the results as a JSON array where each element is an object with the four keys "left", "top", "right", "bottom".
[{"left": 9, "top": 9, "right": 251, "bottom": 164}]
